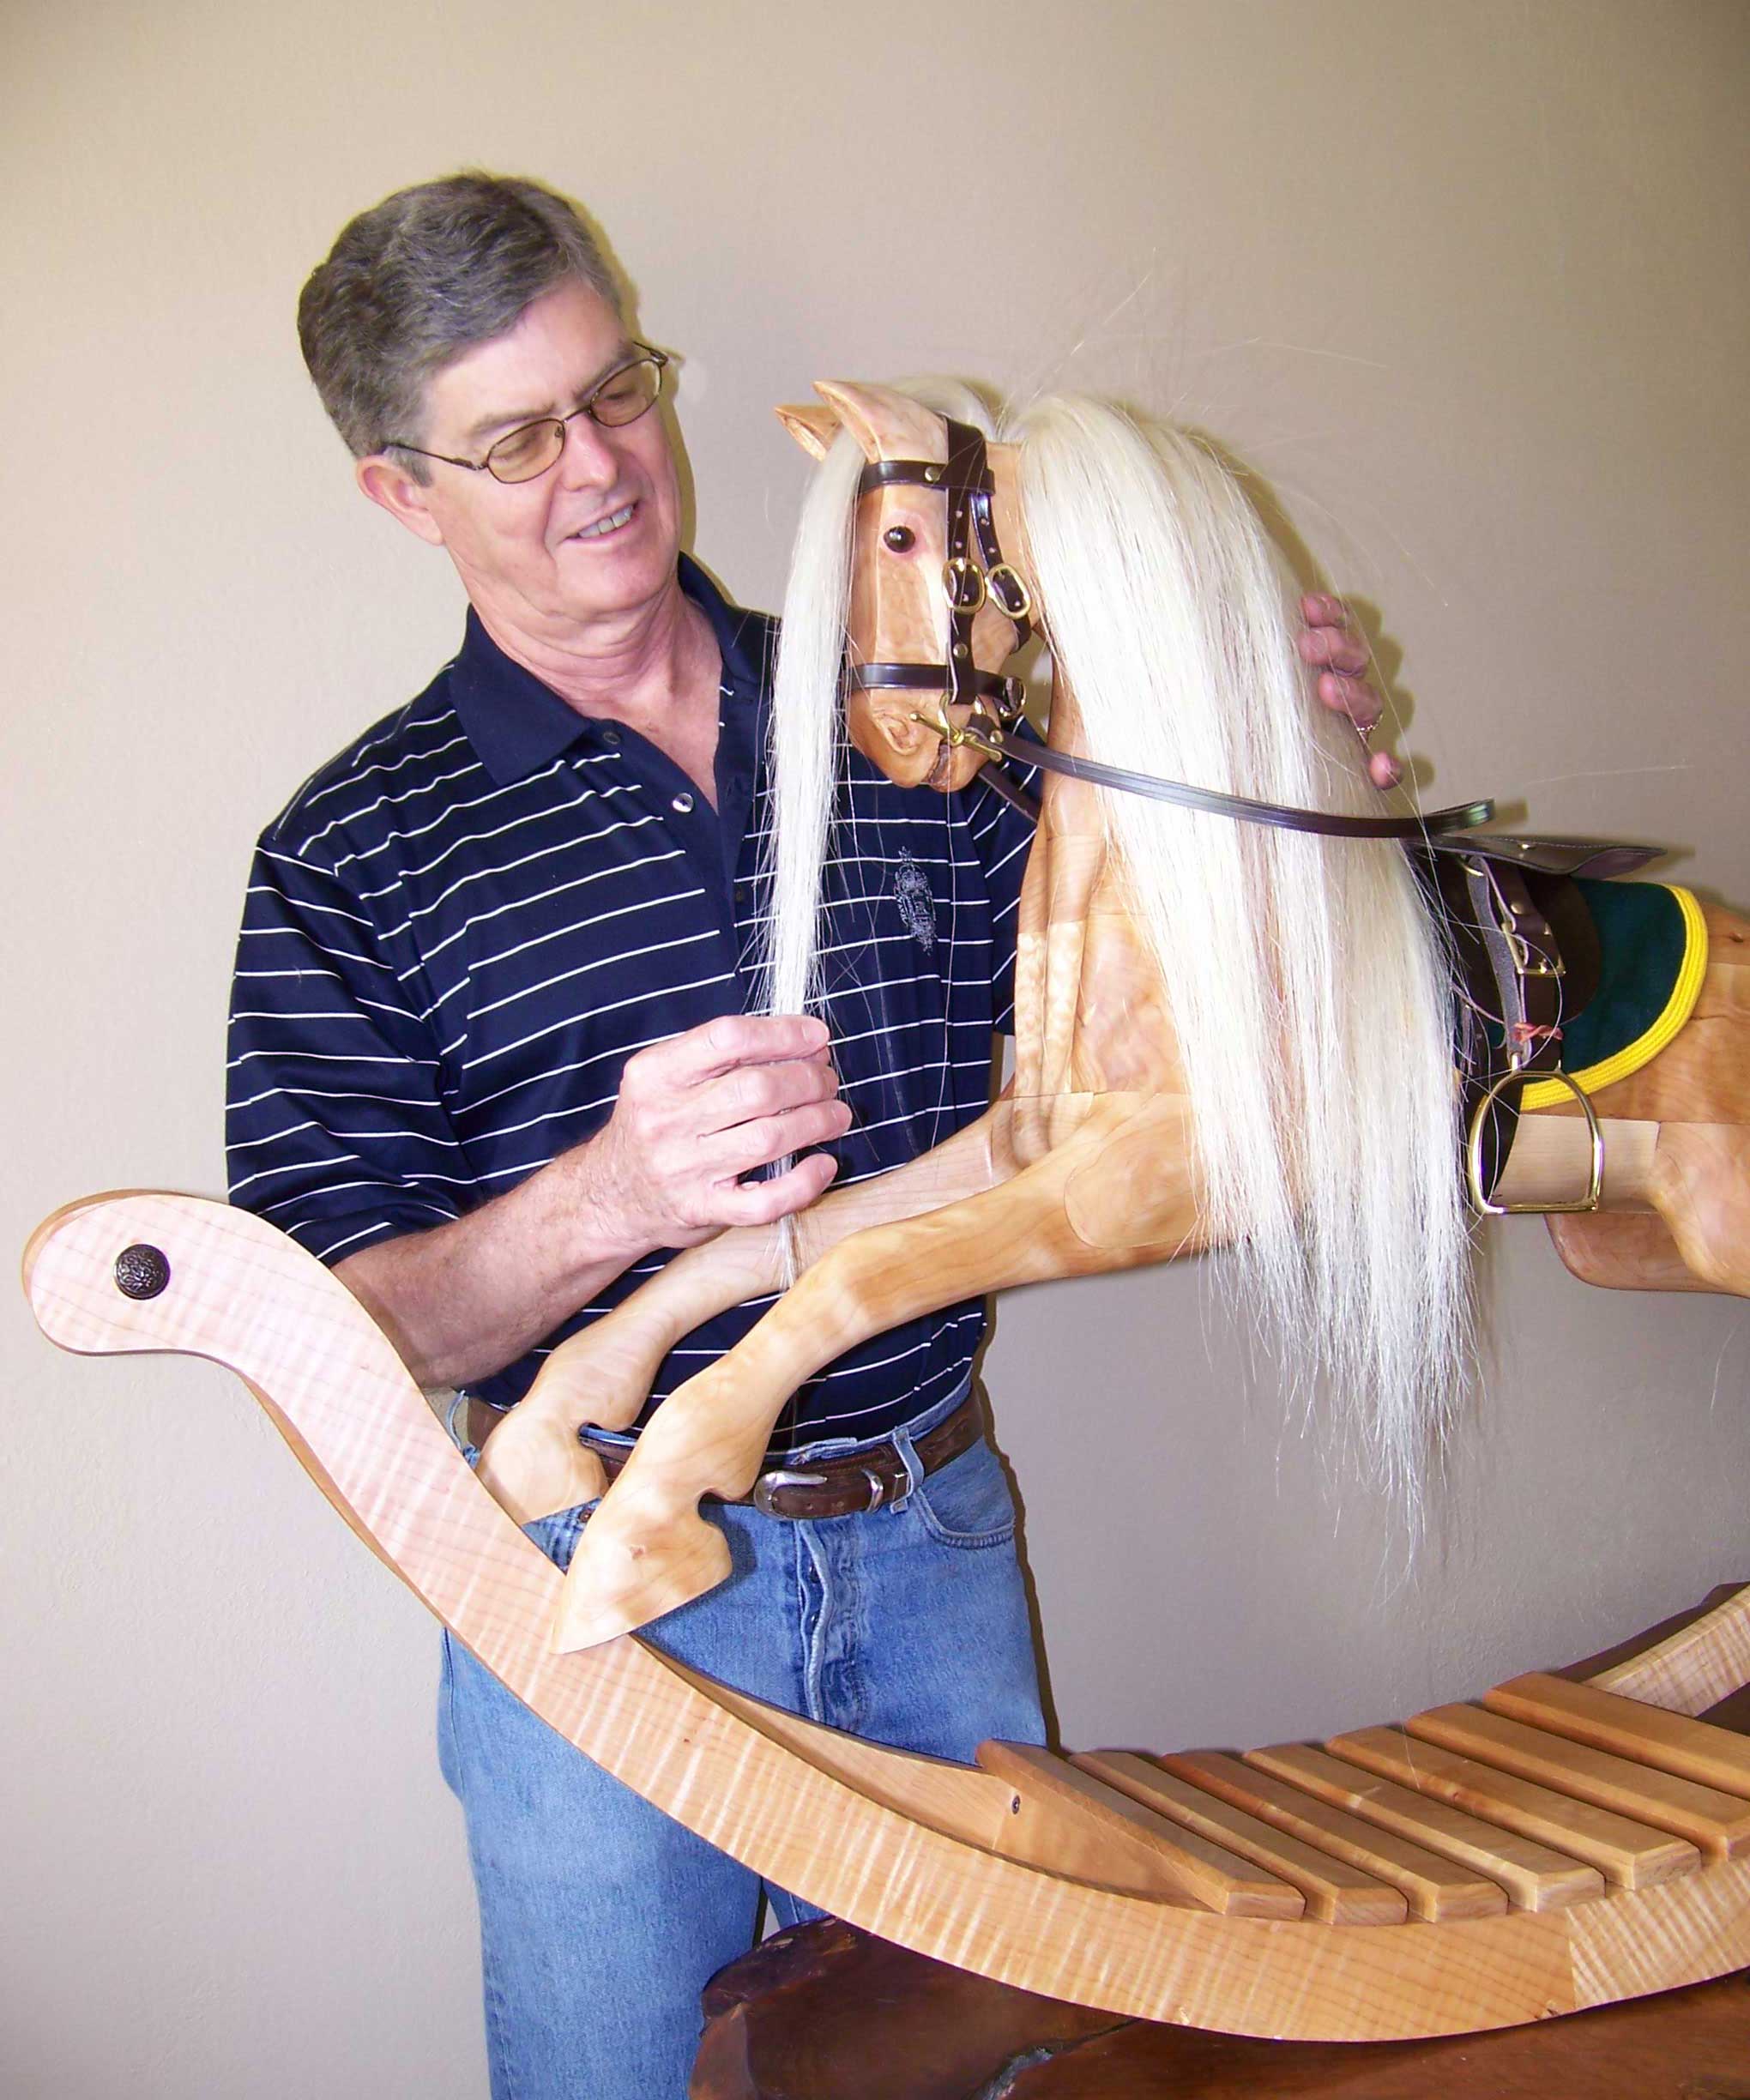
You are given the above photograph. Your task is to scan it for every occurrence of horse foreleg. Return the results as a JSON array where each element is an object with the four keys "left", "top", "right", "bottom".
[
  {"left": 551, "top": 1091, "right": 1204, "bottom": 1650},
  {"left": 478, "top": 1101, "right": 1026, "bottom": 1524}
]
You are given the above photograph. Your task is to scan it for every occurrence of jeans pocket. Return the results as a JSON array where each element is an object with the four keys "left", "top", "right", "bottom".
[{"left": 909, "top": 1439, "right": 1017, "bottom": 1550}]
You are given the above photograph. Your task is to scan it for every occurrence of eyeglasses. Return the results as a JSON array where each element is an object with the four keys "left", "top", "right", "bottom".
[{"left": 388, "top": 346, "right": 670, "bottom": 485}]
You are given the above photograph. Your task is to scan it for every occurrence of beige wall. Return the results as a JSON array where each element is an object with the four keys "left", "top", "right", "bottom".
[{"left": 4, "top": 2, "right": 1747, "bottom": 2091}]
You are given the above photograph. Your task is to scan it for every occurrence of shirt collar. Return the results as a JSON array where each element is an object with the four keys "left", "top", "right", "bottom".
[{"left": 449, "top": 552, "right": 771, "bottom": 787}]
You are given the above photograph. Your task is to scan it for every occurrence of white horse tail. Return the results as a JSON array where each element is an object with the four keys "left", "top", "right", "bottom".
[{"left": 1011, "top": 395, "right": 1472, "bottom": 1518}]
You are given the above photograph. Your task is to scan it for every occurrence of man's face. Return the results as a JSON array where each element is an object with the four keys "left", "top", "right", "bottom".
[{"left": 383, "top": 277, "right": 684, "bottom": 639}]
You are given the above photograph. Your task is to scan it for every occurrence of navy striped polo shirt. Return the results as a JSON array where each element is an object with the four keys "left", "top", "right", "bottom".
[{"left": 226, "top": 555, "right": 1036, "bottom": 1454}]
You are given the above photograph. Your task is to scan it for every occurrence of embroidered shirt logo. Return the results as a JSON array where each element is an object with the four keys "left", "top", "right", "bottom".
[{"left": 893, "top": 849, "right": 936, "bottom": 950}]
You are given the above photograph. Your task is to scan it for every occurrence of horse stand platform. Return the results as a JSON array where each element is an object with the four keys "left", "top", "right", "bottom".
[{"left": 691, "top": 1928, "right": 1750, "bottom": 2097}]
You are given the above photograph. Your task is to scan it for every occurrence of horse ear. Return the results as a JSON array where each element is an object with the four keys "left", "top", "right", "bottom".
[
  {"left": 775, "top": 403, "right": 840, "bottom": 460},
  {"left": 812, "top": 380, "right": 949, "bottom": 467}
]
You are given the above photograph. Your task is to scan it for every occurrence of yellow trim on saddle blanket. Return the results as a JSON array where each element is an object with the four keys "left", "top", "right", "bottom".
[{"left": 1518, "top": 885, "right": 1707, "bottom": 1110}]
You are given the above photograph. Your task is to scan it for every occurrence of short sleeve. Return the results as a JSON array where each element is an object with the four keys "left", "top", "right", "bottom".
[
  {"left": 226, "top": 839, "right": 467, "bottom": 1264},
  {"left": 960, "top": 721, "right": 1041, "bottom": 1035}
]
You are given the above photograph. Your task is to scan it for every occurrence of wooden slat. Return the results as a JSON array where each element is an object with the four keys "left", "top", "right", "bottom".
[
  {"left": 1329, "top": 1727, "right": 1700, "bottom": 1890},
  {"left": 1488, "top": 1672, "right": 1750, "bottom": 1801},
  {"left": 975, "top": 1741, "right": 1303, "bottom": 1918},
  {"left": 1159, "top": 1749, "right": 1506, "bottom": 1920},
  {"left": 1409, "top": 1704, "right": 1750, "bottom": 1861},
  {"left": 1246, "top": 1743, "right": 1605, "bottom": 1912},
  {"left": 1077, "top": 1752, "right": 1406, "bottom": 1925}
]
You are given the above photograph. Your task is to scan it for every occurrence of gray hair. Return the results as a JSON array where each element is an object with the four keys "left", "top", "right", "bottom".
[{"left": 298, "top": 172, "right": 623, "bottom": 478}]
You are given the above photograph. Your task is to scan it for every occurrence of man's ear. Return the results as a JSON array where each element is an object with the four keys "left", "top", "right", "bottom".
[{"left": 355, "top": 454, "right": 448, "bottom": 546}]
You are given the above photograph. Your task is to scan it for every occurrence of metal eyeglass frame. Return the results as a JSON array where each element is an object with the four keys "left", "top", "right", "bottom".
[{"left": 385, "top": 346, "right": 671, "bottom": 483}]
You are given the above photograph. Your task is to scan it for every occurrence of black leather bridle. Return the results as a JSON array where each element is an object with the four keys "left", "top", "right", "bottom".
[{"left": 847, "top": 417, "right": 1034, "bottom": 736}]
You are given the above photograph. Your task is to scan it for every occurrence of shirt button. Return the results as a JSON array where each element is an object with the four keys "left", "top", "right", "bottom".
[
  {"left": 672, "top": 792, "right": 695, "bottom": 814},
  {"left": 601, "top": 727, "right": 622, "bottom": 747}
]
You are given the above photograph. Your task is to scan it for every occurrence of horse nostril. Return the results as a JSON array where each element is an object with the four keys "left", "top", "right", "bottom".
[{"left": 883, "top": 525, "right": 915, "bottom": 553}]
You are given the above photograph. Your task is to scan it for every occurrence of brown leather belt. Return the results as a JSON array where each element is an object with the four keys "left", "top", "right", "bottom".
[{"left": 468, "top": 1392, "right": 983, "bottom": 1520}]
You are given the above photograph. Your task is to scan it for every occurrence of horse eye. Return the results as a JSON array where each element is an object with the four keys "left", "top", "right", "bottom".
[{"left": 883, "top": 525, "right": 915, "bottom": 553}]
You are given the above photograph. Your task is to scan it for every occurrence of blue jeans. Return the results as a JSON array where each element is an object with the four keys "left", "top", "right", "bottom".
[{"left": 438, "top": 1385, "right": 1045, "bottom": 2099}]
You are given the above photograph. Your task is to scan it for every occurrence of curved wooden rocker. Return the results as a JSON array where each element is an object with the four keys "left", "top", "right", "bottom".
[
  {"left": 22, "top": 1188, "right": 1750, "bottom": 2043},
  {"left": 478, "top": 380, "right": 1750, "bottom": 1651}
]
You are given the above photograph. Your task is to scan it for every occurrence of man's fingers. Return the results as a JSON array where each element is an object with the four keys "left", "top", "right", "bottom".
[
  {"left": 1317, "top": 668, "right": 1383, "bottom": 729},
  {"left": 631, "top": 1012, "right": 831, "bottom": 1090},
  {"left": 697, "top": 1097, "right": 854, "bottom": 1183},
  {"left": 1298, "top": 624, "right": 1370, "bottom": 679},
  {"left": 1300, "top": 595, "right": 1403, "bottom": 793},
  {"left": 710, "top": 1150, "right": 842, "bottom": 1228},
  {"left": 689, "top": 1054, "right": 842, "bottom": 1139}
]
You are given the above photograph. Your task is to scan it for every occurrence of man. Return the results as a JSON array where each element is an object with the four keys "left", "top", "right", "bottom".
[{"left": 229, "top": 172, "right": 1395, "bottom": 2097}]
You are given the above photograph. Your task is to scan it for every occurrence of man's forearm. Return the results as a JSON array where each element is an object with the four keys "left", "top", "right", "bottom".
[{"left": 335, "top": 1145, "right": 653, "bottom": 1390}]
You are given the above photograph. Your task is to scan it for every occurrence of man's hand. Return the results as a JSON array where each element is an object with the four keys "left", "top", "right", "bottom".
[
  {"left": 1297, "top": 594, "right": 1403, "bottom": 789},
  {"left": 335, "top": 1013, "right": 849, "bottom": 1391},
  {"left": 575, "top": 1014, "right": 851, "bottom": 1252}
]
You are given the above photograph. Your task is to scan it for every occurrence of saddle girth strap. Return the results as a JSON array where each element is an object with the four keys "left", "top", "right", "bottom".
[{"left": 1413, "top": 851, "right": 1614, "bottom": 1210}]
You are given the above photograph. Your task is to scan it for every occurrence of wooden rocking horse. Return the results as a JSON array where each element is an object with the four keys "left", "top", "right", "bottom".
[
  {"left": 462, "top": 379, "right": 1750, "bottom": 1654},
  {"left": 23, "top": 380, "right": 1750, "bottom": 2045},
  {"left": 21, "top": 1194, "right": 1750, "bottom": 2040}
]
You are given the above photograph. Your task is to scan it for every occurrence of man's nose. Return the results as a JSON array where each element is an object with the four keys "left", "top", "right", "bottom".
[{"left": 556, "top": 411, "right": 620, "bottom": 488}]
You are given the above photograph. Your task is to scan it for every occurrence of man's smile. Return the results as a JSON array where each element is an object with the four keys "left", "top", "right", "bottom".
[{"left": 568, "top": 501, "right": 639, "bottom": 543}]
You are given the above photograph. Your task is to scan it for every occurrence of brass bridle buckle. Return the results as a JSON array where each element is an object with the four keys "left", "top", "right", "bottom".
[
  {"left": 906, "top": 703, "right": 1009, "bottom": 755},
  {"left": 942, "top": 555, "right": 987, "bottom": 613},
  {"left": 986, "top": 562, "right": 1033, "bottom": 622}
]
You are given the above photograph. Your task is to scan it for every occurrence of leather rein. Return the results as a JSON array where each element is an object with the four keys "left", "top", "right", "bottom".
[{"left": 848, "top": 417, "right": 1665, "bottom": 1211}]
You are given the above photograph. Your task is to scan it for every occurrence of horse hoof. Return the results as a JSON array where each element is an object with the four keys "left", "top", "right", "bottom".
[{"left": 549, "top": 1505, "right": 733, "bottom": 1651}]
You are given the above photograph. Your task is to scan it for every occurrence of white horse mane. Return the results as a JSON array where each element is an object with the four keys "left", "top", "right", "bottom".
[{"left": 761, "top": 387, "right": 1472, "bottom": 1515}]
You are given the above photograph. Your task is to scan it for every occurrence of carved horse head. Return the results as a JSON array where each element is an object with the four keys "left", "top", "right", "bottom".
[{"left": 778, "top": 381, "right": 1032, "bottom": 794}]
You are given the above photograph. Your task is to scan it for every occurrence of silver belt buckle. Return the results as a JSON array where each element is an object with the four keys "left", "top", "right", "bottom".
[
  {"left": 750, "top": 1463, "right": 891, "bottom": 1518},
  {"left": 751, "top": 1466, "right": 829, "bottom": 1518}
]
